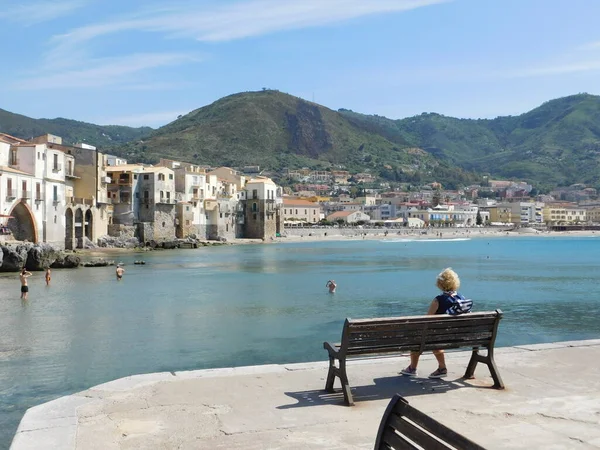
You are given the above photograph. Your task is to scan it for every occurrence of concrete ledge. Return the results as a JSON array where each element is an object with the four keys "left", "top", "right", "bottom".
[{"left": 10, "top": 339, "right": 600, "bottom": 450}]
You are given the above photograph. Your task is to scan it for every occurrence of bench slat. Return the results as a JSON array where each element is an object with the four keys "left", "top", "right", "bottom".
[
  {"left": 348, "top": 331, "right": 493, "bottom": 348},
  {"left": 349, "top": 325, "right": 494, "bottom": 342},
  {"left": 349, "top": 311, "right": 500, "bottom": 326},
  {"left": 395, "top": 400, "right": 487, "bottom": 450},
  {"left": 349, "top": 317, "right": 497, "bottom": 333},
  {"left": 346, "top": 338, "right": 491, "bottom": 356},
  {"left": 388, "top": 414, "right": 451, "bottom": 450},
  {"left": 381, "top": 428, "right": 414, "bottom": 449}
]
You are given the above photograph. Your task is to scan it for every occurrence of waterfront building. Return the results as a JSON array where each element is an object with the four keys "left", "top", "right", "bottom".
[
  {"left": 488, "top": 205, "right": 513, "bottom": 225},
  {"left": 326, "top": 210, "right": 370, "bottom": 224},
  {"left": 282, "top": 198, "right": 321, "bottom": 224},
  {"left": 542, "top": 204, "right": 587, "bottom": 225},
  {"left": 136, "top": 166, "right": 177, "bottom": 243},
  {"left": 364, "top": 203, "right": 397, "bottom": 221},
  {"left": 507, "top": 202, "right": 544, "bottom": 225},
  {"left": 242, "top": 177, "right": 283, "bottom": 239},
  {"left": 106, "top": 164, "right": 145, "bottom": 226}
]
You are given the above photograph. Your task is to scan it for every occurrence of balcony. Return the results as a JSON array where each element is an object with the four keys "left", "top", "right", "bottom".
[
  {"left": 65, "top": 170, "right": 79, "bottom": 179},
  {"left": 6, "top": 189, "right": 16, "bottom": 199},
  {"left": 35, "top": 194, "right": 43, "bottom": 202},
  {"left": 66, "top": 197, "right": 94, "bottom": 206},
  {"left": 118, "top": 178, "right": 133, "bottom": 186},
  {"left": 157, "top": 198, "right": 176, "bottom": 204},
  {"left": 52, "top": 164, "right": 62, "bottom": 173},
  {"left": 21, "top": 191, "right": 31, "bottom": 200}
]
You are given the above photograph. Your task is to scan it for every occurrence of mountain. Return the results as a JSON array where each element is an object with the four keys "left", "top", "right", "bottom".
[
  {"left": 115, "top": 90, "right": 478, "bottom": 188},
  {"left": 4, "top": 91, "right": 600, "bottom": 191},
  {"left": 341, "top": 93, "right": 600, "bottom": 190},
  {"left": 0, "top": 108, "right": 152, "bottom": 147}
]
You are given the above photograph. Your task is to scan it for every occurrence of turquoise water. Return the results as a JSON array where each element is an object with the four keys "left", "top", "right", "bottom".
[{"left": 1, "top": 237, "right": 600, "bottom": 447}]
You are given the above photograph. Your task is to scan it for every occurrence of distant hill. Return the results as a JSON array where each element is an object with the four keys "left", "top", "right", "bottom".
[
  {"left": 4, "top": 91, "right": 600, "bottom": 191},
  {"left": 0, "top": 108, "right": 152, "bottom": 147},
  {"left": 341, "top": 93, "right": 600, "bottom": 190},
  {"left": 115, "top": 90, "right": 478, "bottom": 188}
]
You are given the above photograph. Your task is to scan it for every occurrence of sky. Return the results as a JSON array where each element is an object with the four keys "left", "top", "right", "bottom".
[{"left": 1, "top": 0, "right": 600, "bottom": 128}]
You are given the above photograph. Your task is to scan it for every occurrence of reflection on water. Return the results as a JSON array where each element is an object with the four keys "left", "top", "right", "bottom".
[{"left": 1, "top": 237, "right": 600, "bottom": 447}]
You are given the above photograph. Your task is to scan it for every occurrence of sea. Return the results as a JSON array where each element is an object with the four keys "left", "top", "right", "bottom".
[{"left": 1, "top": 236, "right": 600, "bottom": 447}]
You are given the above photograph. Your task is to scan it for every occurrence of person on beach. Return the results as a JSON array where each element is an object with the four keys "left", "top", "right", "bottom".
[
  {"left": 116, "top": 265, "right": 125, "bottom": 281},
  {"left": 326, "top": 280, "right": 337, "bottom": 293},
  {"left": 45, "top": 268, "right": 51, "bottom": 285},
  {"left": 20, "top": 268, "right": 32, "bottom": 299},
  {"left": 400, "top": 267, "right": 472, "bottom": 379}
]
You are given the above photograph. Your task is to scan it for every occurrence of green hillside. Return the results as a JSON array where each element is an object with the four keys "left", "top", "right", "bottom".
[
  {"left": 0, "top": 108, "right": 152, "bottom": 147},
  {"left": 117, "top": 90, "right": 478, "bottom": 187},
  {"left": 341, "top": 93, "right": 600, "bottom": 190}
]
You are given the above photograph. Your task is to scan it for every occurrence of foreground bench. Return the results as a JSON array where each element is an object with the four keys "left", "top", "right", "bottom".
[
  {"left": 323, "top": 310, "right": 504, "bottom": 405},
  {"left": 374, "top": 394, "right": 487, "bottom": 449}
]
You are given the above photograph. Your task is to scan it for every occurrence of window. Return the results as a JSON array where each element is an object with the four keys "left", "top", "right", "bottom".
[
  {"left": 36, "top": 183, "right": 41, "bottom": 200},
  {"left": 305, "top": 209, "right": 307, "bottom": 214},
  {"left": 53, "top": 154, "right": 59, "bottom": 170},
  {"left": 7, "top": 178, "right": 13, "bottom": 196},
  {"left": 37, "top": 152, "right": 40, "bottom": 160},
  {"left": 252, "top": 189, "right": 258, "bottom": 199},
  {"left": 162, "top": 222, "right": 166, "bottom": 227},
  {"left": 186, "top": 206, "right": 189, "bottom": 212},
  {"left": 144, "top": 190, "right": 149, "bottom": 199},
  {"left": 252, "top": 202, "right": 257, "bottom": 212},
  {"left": 22, "top": 181, "right": 27, "bottom": 197},
  {"left": 169, "top": 174, "right": 173, "bottom": 180},
  {"left": 144, "top": 174, "right": 149, "bottom": 180},
  {"left": 134, "top": 174, "right": 138, "bottom": 179},
  {"left": 54, "top": 215, "right": 57, "bottom": 224},
  {"left": 158, "top": 173, "right": 165, "bottom": 181},
  {"left": 166, "top": 192, "right": 170, "bottom": 200},
  {"left": 220, "top": 213, "right": 223, "bottom": 218},
  {"left": 295, "top": 209, "right": 298, "bottom": 215}
]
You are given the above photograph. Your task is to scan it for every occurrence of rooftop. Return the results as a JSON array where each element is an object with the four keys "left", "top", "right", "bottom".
[{"left": 11, "top": 339, "right": 600, "bottom": 449}]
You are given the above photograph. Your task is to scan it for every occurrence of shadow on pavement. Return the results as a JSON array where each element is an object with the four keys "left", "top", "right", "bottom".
[{"left": 278, "top": 375, "right": 489, "bottom": 409}]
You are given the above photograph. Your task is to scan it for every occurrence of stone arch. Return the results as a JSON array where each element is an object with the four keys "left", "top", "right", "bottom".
[
  {"left": 75, "top": 208, "right": 84, "bottom": 248},
  {"left": 65, "top": 208, "right": 74, "bottom": 250},
  {"left": 7, "top": 201, "right": 38, "bottom": 243},
  {"left": 85, "top": 209, "right": 93, "bottom": 242}
]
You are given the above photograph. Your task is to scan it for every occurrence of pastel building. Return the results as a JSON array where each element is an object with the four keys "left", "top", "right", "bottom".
[{"left": 282, "top": 198, "right": 321, "bottom": 223}]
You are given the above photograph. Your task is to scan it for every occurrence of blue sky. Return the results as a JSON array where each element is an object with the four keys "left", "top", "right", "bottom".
[{"left": 1, "top": 0, "right": 599, "bottom": 128}]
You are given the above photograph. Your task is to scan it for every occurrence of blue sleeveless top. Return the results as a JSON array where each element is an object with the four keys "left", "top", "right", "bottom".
[{"left": 435, "top": 291, "right": 461, "bottom": 315}]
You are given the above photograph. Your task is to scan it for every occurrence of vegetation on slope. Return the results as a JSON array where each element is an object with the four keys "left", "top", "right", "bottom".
[{"left": 0, "top": 108, "right": 152, "bottom": 147}]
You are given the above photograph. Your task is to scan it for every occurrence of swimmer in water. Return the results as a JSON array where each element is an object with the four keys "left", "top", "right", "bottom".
[{"left": 326, "top": 280, "right": 337, "bottom": 293}]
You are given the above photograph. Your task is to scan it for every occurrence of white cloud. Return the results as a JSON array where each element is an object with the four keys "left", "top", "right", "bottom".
[
  {"left": 98, "top": 110, "right": 187, "bottom": 127},
  {"left": 14, "top": 53, "right": 200, "bottom": 89},
  {"left": 48, "top": 0, "right": 449, "bottom": 63},
  {"left": 0, "top": 0, "right": 88, "bottom": 25}
]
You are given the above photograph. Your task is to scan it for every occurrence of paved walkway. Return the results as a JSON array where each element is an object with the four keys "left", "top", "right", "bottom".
[{"left": 11, "top": 339, "right": 600, "bottom": 449}]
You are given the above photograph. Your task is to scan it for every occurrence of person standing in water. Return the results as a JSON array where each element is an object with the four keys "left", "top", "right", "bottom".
[
  {"left": 116, "top": 265, "right": 125, "bottom": 281},
  {"left": 20, "top": 268, "right": 32, "bottom": 299},
  {"left": 326, "top": 280, "right": 337, "bottom": 293},
  {"left": 45, "top": 268, "right": 51, "bottom": 285}
]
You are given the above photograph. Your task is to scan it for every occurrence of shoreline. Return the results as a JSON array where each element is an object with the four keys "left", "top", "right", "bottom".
[{"left": 73, "top": 228, "right": 600, "bottom": 256}]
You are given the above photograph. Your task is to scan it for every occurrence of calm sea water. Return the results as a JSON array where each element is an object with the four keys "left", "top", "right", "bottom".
[{"left": 1, "top": 237, "right": 600, "bottom": 447}]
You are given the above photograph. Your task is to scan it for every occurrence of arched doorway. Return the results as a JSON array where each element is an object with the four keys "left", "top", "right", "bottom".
[
  {"left": 75, "top": 208, "right": 84, "bottom": 248},
  {"left": 65, "top": 208, "right": 74, "bottom": 250},
  {"left": 7, "top": 201, "right": 38, "bottom": 243},
  {"left": 84, "top": 209, "right": 93, "bottom": 243}
]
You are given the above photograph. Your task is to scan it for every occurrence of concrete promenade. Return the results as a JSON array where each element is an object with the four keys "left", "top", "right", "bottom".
[{"left": 11, "top": 339, "right": 600, "bottom": 449}]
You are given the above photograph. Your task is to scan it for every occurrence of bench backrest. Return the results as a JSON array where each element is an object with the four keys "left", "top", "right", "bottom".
[
  {"left": 374, "top": 394, "right": 487, "bottom": 450},
  {"left": 340, "top": 310, "right": 502, "bottom": 358}
]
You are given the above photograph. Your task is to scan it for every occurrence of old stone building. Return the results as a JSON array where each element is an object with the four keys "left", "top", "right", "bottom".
[{"left": 242, "top": 177, "right": 283, "bottom": 239}]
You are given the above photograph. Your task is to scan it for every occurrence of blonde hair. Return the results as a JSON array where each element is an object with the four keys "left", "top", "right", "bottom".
[{"left": 436, "top": 267, "right": 460, "bottom": 292}]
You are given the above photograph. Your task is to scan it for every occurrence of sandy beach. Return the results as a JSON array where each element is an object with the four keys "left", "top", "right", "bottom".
[{"left": 277, "top": 226, "right": 600, "bottom": 244}]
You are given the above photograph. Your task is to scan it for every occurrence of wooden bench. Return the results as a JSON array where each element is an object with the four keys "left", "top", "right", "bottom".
[
  {"left": 323, "top": 310, "right": 504, "bottom": 405},
  {"left": 374, "top": 394, "right": 487, "bottom": 449}
]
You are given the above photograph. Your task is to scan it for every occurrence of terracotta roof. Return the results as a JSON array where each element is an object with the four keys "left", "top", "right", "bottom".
[
  {"left": 0, "top": 166, "right": 34, "bottom": 176},
  {"left": 327, "top": 211, "right": 353, "bottom": 218},
  {"left": 283, "top": 199, "right": 319, "bottom": 207},
  {"left": 0, "top": 133, "right": 29, "bottom": 144}
]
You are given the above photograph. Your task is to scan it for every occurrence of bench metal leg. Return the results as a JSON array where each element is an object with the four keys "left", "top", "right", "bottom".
[
  {"left": 325, "top": 356, "right": 336, "bottom": 393},
  {"left": 339, "top": 361, "right": 354, "bottom": 406},
  {"left": 464, "top": 347, "right": 505, "bottom": 389}
]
